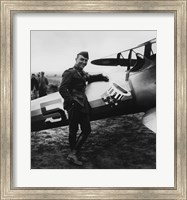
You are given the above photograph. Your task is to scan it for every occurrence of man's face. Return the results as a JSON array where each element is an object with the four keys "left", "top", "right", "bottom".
[{"left": 75, "top": 55, "right": 88, "bottom": 70}]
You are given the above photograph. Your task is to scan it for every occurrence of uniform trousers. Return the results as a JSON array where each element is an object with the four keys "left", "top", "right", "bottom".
[{"left": 67, "top": 102, "right": 91, "bottom": 152}]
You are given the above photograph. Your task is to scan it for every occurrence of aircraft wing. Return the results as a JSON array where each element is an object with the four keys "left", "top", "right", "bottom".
[
  {"left": 91, "top": 38, "right": 156, "bottom": 67},
  {"left": 142, "top": 108, "right": 156, "bottom": 133}
]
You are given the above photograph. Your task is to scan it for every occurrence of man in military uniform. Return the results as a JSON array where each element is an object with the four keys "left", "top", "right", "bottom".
[
  {"left": 38, "top": 71, "right": 49, "bottom": 97},
  {"left": 31, "top": 73, "right": 39, "bottom": 100},
  {"left": 59, "top": 51, "right": 109, "bottom": 166}
]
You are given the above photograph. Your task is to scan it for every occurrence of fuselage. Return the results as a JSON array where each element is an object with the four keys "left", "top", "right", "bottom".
[{"left": 31, "top": 56, "right": 156, "bottom": 132}]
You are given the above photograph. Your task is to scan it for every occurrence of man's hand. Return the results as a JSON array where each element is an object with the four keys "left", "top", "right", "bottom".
[
  {"left": 102, "top": 75, "right": 109, "bottom": 82},
  {"left": 87, "top": 73, "right": 109, "bottom": 84}
]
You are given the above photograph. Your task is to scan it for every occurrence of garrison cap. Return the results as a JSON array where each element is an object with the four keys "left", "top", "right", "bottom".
[{"left": 77, "top": 51, "right": 89, "bottom": 59}]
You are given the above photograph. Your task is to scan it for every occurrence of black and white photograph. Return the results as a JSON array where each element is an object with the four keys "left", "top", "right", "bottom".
[
  {"left": 31, "top": 30, "right": 156, "bottom": 169},
  {"left": 2, "top": 0, "right": 187, "bottom": 197}
]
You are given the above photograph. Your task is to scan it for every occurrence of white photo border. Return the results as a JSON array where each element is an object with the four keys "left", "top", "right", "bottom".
[{"left": 13, "top": 13, "right": 174, "bottom": 188}]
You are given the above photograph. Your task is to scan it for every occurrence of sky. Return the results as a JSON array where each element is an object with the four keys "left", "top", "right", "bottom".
[{"left": 31, "top": 31, "right": 156, "bottom": 75}]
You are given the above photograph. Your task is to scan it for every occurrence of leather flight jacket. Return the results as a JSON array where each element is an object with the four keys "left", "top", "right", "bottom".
[{"left": 59, "top": 66, "right": 108, "bottom": 112}]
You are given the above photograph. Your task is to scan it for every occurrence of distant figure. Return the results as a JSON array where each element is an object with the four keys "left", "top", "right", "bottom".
[
  {"left": 37, "top": 72, "right": 40, "bottom": 80},
  {"left": 38, "top": 71, "right": 49, "bottom": 97},
  {"left": 59, "top": 51, "right": 109, "bottom": 166},
  {"left": 31, "top": 73, "right": 39, "bottom": 100}
]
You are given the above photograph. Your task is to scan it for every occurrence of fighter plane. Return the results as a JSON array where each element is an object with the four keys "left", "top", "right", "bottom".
[{"left": 31, "top": 38, "right": 156, "bottom": 133}]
